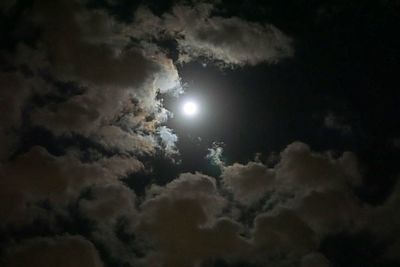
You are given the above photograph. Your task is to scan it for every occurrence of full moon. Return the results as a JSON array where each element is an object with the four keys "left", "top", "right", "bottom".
[{"left": 182, "top": 101, "right": 199, "bottom": 117}]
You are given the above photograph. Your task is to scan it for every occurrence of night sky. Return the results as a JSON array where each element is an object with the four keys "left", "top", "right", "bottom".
[{"left": 1, "top": 1, "right": 400, "bottom": 267}]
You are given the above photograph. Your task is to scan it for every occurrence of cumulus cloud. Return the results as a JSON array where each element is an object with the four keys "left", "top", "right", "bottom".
[
  {"left": 138, "top": 173, "right": 248, "bottom": 267},
  {"left": 222, "top": 142, "right": 361, "bottom": 206},
  {"left": 222, "top": 161, "right": 275, "bottom": 205}
]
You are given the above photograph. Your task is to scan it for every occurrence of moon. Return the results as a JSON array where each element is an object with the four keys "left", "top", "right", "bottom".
[{"left": 182, "top": 101, "right": 199, "bottom": 117}]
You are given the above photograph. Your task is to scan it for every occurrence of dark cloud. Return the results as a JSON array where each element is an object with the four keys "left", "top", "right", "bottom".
[
  {"left": 0, "top": 72, "right": 30, "bottom": 160},
  {"left": 301, "top": 252, "right": 331, "bottom": 267},
  {"left": 2, "top": 235, "right": 103, "bottom": 267}
]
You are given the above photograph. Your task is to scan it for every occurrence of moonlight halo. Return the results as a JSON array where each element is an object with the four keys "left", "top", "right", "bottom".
[{"left": 182, "top": 100, "right": 199, "bottom": 117}]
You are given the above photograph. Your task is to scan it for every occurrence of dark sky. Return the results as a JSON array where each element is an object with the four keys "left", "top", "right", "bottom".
[{"left": 1, "top": 1, "right": 400, "bottom": 267}]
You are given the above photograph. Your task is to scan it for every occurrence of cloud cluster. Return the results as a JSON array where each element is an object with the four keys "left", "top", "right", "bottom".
[
  {"left": 130, "top": 141, "right": 397, "bottom": 267},
  {"left": 0, "top": 0, "right": 182, "bottom": 264}
]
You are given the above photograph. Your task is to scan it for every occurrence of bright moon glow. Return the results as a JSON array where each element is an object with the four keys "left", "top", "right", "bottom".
[{"left": 182, "top": 101, "right": 199, "bottom": 117}]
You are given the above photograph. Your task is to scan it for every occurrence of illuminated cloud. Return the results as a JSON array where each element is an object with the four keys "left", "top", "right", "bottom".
[{"left": 133, "top": 2, "right": 294, "bottom": 66}]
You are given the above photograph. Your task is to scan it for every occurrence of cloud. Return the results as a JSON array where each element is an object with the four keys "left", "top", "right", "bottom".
[
  {"left": 0, "top": 72, "right": 31, "bottom": 161},
  {"left": 0, "top": 0, "right": 182, "bottom": 264},
  {"left": 138, "top": 172, "right": 249, "bottom": 267},
  {"left": 158, "top": 126, "right": 178, "bottom": 155},
  {"left": 0, "top": 0, "right": 16, "bottom": 13},
  {"left": 276, "top": 142, "right": 361, "bottom": 192},
  {"left": 296, "top": 190, "right": 363, "bottom": 236},
  {"left": 133, "top": 3, "right": 294, "bottom": 66},
  {"left": 221, "top": 142, "right": 361, "bottom": 206},
  {"left": 1, "top": 0, "right": 394, "bottom": 266},
  {"left": 301, "top": 252, "right": 331, "bottom": 267},
  {"left": 366, "top": 179, "right": 400, "bottom": 261},
  {"left": 94, "top": 125, "right": 157, "bottom": 155},
  {"left": 78, "top": 183, "right": 139, "bottom": 264},
  {"left": 32, "top": 1, "right": 156, "bottom": 89},
  {"left": 2, "top": 235, "right": 103, "bottom": 267},
  {"left": 5, "top": 0, "right": 182, "bottom": 158},
  {"left": 79, "top": 183, "right": 137, "bottom": 226},
  {"left": 252, "top": 210, "right": 318, "bottom": 263},
  {"left": 206, "top": 142, "right": 225, "bottom": 167},
  {"left": 324, "top": 112, "right": 352, "bottom": 135},
  {"left": 222, "top": 162, "right": 275, "bottom": 205},
  {"left": 0, "top": 146, "right": 135, "bottom": 228}
]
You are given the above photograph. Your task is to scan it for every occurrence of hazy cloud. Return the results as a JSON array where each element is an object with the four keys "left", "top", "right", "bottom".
[{"left": 324, "top": 112, "right": 352, "bottom": 135}]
